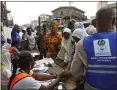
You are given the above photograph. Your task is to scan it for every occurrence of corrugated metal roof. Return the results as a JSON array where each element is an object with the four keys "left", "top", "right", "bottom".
[{"left": 51, "top": 6, "right": 85, "bottom": 13}]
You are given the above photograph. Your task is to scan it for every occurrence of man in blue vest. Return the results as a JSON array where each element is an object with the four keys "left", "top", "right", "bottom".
[
  {"left": 71, "top": 7, "right": 117, "bottom": 90},
  {"left": 11, "top": 25, "right": 21, "bottom": 50}
]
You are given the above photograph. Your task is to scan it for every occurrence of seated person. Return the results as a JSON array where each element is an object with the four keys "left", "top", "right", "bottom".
[
  {"left": 8, "top": 51, "right": 61, "bottom": 90},
  {"left": 1, "top": 48, "right": 12, "bottom": 90},
  {"left": 57, "top": 28, "right": 73, "bottom": 67},
  {"left": 2, "top": 38, "right": 11, "bottom": 50},
  {"left": 9, "top": 40, "right": 20, "bottom": 59}
]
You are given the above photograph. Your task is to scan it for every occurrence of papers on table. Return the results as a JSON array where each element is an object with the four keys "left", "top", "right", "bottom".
[
  {"left": 33, "top": 58, "right": 54, "bottom": 73},
  {"left": 31, "top": 52, "right": 40, "bottom": 57},
  {"left": 36, "top": 73, "right": 55, "bottom": 86}
]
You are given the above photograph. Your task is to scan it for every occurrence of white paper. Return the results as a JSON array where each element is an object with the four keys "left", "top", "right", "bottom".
[{"left": 93, "top": 39, "right": 111, "bottom": 56}]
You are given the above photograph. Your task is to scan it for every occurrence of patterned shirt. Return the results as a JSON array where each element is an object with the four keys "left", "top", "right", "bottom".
[{"left": 43, "top": 32, "right": 62, "bottom": 59}]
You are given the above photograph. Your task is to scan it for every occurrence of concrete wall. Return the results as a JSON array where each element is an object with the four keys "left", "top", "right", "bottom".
[{"left": 2, "top": 26, "right": 12, "bottom": 39}]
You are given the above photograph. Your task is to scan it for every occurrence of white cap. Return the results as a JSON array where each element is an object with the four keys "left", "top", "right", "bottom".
[{"left": 63, "top": 27, "right": 71, "bottom": 34}]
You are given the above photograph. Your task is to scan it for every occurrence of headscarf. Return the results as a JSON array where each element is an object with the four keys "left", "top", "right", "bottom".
[
  {"left": 1, "top": 49, "right": 11, "bottom": 70},
  {"left": 72, "top": 28, "right": 88, "bottom": 39},
  {"left": 1, "top": 35, "right": 6, "bottom": 47},
  {"left": 50, "top": 21, "right": 59, "bottom": 29},
  {"left": 86, "top": 25, "right": 97, "bottom": 35},
  {"left": 63, "top": 27, "right": 71, "bottom": 34},
  {"left": 74, "top": 22, "right": 86, "bottom": 30},
  {"left": 62, "top": 28, "right": 72, "bottom": 52}
]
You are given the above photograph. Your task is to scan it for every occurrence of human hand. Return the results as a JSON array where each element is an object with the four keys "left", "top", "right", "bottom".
[{"left": 59, "top": 70, "right": 70, "bottom": 78}]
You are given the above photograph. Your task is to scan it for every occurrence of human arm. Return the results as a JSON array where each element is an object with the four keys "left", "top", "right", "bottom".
[
  {"left": 39, "top": 77, "right": 60, "bottom": 90},
  {"left": 67, "top": 46, "right": 75, "bottom": 70},
  {"left": 26, "top": 76, "right": 60, "bottom": 90},
  {"left": 70, "top": 39, "right": 87, "bottom": 80},
  {"left": 32, "top": 72, "right": 57, "bottom": 81},
  {"left": 57, "top": 33, "right": 62, "bottom": 50}
]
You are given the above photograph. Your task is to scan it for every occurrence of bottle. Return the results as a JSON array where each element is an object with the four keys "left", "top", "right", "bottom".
[{"left": 58, "top": 82, "right": 63, "bottom": 90}]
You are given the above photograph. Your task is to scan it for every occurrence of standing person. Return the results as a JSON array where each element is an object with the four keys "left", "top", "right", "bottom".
[
  {"left": 2, "top": 38, "right": 11, "bottom": 50},
  {"left": 67, "top": 21, "right": 75, "bottom": 32},
  {"left": 22, "top": 27, "right": 27, "bottom": 41},
  {"left": 74, "top": 22, "right": 86, "bottom": 31},
  {"left": 1, "top": 49, "right": 12, "bottom": 90},
  {"left": 25, "top": 28, "right": 37, "bottom": 50},
  {"left": 42, "top": 24, "right": 47, "bottom": 57},
  {"left": 57, "top": 28, "right": 73, "bottom": 67},
  {"left": 8, "top": 51, "right": 61, "bottom": 90},
  {"left": 67, "top": 28, "right": 88, "bottom": 70},
  {"left": 43, "top": 21, "right": 62, "bottom": 59},
  {"left": 71, "top": 7, "right": 117, "bottom": 90},
  {"left": 86, "top": 19, "right": 97, "bottom": 35},
  {"left": 1, "top": 35, "right": 6, "bottom": 47},
  {"left": 11, "top": 25, "right": 21, "bottom": 51}
]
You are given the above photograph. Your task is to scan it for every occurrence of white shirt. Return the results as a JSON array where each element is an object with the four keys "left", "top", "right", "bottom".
[
  {"left": 12, "top": 75, "right": 41, "bottom": 90},
  {"left": 1, "top": 68, "right": 12, "bottom": 86},
  {"left": 2, "top": 43, "right": 11, "bottom": 50},
  {"left": 25, "top": 32, "right": 36, "bottom": 45},
  {"left": 19, "top": 32, "right": 23, "bottom": 40}
]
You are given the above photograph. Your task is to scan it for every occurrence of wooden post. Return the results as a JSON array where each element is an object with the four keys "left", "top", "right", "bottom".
[{"left": 38, "top": 17, "right": 43, "bottom": 56}]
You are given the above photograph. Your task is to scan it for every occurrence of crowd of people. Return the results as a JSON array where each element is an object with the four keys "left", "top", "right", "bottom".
[{"left": 1, "top": 7, "right": 117, "bottom": 90}]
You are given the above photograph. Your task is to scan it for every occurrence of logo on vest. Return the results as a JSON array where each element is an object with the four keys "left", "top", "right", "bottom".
[
  {"left": 93, "top": 39, "right": 111, "bottom": 56},
  {"left": 97, "top": 40, "right": 105, "bottom": 50},
  {"left": 98, "top": 40, "right": 105, "bottom": 46}
]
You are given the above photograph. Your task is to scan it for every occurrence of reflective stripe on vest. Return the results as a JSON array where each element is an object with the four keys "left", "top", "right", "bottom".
[
  {"left": 0, "top": 64, "right": 6, "bottom": 69},
  {"left": 9, "top": 72, "right": 31, "bottom": 90},
  {"left": 1, "top": 49, "right": 9, "bottom": 55},
  {"left": 84, "top": 31, "right": 117, "bottom": 90},
  {"left": 9, "top": 47, "right": 15, "bottom": 53},
  {"left": 1, "top": 50, "right": 9, "bottom": 70}
]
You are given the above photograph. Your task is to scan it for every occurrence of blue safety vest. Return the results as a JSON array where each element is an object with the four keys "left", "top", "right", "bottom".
[{"left": 83, "top": 31, "right": 117, "bottom": 90}]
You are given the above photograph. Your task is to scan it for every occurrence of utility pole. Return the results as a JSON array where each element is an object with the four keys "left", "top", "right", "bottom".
[
  {"left": 38, "top": 16, "right": 43, "bottom": 56},
  {"left": 69, "top": 1, "right": 71, "bottom": 21},
  {"left": 29, "top": 16, "right": 32, "bottom": 28},
  {"left": 69, "top": 1, "right": 73, "bottom": 21}
]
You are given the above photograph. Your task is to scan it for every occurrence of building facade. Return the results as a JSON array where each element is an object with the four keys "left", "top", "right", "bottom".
[
  {"left": 108, "top": 3, "right": 117, "bottom": 16},
  {"left": 31, "top": 20, "right": 38, "bottom": 29},
  {"left": 39, "top": 14, "right": 52, "bottom": 29},
  {"left": 51, "top": 6, "right": 87, "bottom": 25}
]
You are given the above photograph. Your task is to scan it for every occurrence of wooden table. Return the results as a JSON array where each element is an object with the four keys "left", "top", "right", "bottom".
[{"left": 34, "top": 58, "right": 77, "bottom": 89}]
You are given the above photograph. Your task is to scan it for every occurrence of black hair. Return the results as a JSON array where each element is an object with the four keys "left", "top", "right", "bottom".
[
  {"left": 26, "top": 27, "right": 31, "bottom": 32},
  {"left": 7, "top": 38, "right": 11, "bottom": 41},
  {"left": 8, "top": 51, "right": 34, "bottom": 89},
  {"left": 67, "top": 21, "right": 74, "bottom": 32},
  {"left": 91, "top": 19, "right": 96, "bottom": 27},
  {"left": 96, "top": 7, "right": 115, "bottom": 20},
  {"left": 18, "top": 51, "right": 34, "bottom": 70}
]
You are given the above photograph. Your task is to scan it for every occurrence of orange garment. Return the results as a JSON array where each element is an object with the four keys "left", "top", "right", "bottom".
[
  {"left": 50, "top": 21, "right": 59, "bottom": 30},
  {"left": 9, "top": 47, "right": 15, "bottom": 53},
  {"left": 9, "top": 72, "right": 31, "bottom": 90},
  {"left": 43, "top": 33, "right": 62, "bottom": 59}
]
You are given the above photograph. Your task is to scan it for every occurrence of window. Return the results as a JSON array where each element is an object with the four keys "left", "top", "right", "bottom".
[{"left": 61, "top": 11, "right": 63, "bottom": 15}]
